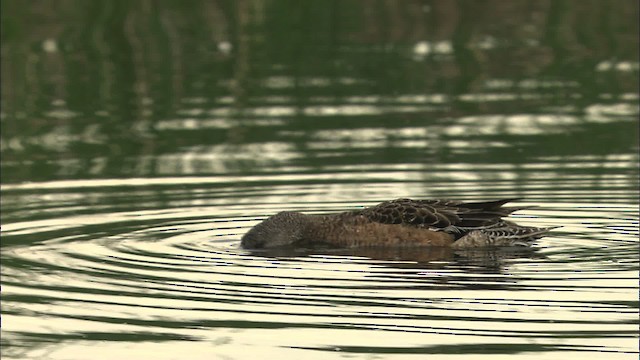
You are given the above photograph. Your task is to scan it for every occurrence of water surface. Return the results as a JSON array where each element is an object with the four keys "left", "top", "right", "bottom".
[{"left": 1, "top": 1, "right": 638, "bottom": 359}]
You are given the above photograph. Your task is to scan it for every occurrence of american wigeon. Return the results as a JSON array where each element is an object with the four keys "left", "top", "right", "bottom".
[{"left": 241, "top": 198, "right": 557, "bottom": 249}]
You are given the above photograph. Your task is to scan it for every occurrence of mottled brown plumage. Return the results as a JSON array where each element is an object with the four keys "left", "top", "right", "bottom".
[{"left": 240, "top": 198, "right": 557, "bottom": 249}]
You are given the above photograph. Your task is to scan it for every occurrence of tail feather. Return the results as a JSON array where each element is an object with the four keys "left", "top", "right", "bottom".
[
  {"left": 453, "top": 200, "right": 541, "bottom": 232},
  {"left": 458, "top": 198, "right": 522, "bottom": 210},
  {"left": 501, "top": 205, "right": 537, "bottom": 214},
  {"left": 455, "top": 199, "right": 530, "bottom": 221},
  {"left": 485, "top": 225, "right": 560, "bottom": 239},
  {"left": 451, "top": 225, "right": 560, "bottom": 249}
]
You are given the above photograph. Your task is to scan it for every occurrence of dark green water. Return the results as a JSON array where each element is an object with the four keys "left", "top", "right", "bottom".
[{"left": 1, "top": 1, "right": 638, "bottom": 359}]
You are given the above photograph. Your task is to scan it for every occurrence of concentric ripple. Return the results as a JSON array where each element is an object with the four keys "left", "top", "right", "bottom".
[{"left": 1, "top": 176, "right": 639, "bottom": 360}]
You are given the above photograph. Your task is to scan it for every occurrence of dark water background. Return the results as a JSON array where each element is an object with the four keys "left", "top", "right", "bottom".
[{"left": 1, "top": 1, "right": 638, "bottom": 359}]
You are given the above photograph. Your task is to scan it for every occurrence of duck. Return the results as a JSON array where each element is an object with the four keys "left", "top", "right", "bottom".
[{"left": 240, "top": 198, "right": 558, "bottom": 249}]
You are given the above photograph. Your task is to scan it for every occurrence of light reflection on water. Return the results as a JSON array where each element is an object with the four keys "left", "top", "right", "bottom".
[
  {"left": 1, "top": 172, "right": 638, "bottom": 360},
  {"left": 2, "top": 2, "right": 638, "bottom": 358}
]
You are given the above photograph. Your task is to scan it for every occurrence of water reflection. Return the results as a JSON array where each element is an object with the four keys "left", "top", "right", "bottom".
[
  {"left": 1, "top": 187, "right": 638, "bottom": 359},
  {"left": 1, "top": 0, "right": 639, "bottom": 359},
  {"left": 244, "top": 246, "right": 546, "bottom": 276},
  {"left": 2, "top": 1, "right": 639, "bottom": 183}
]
